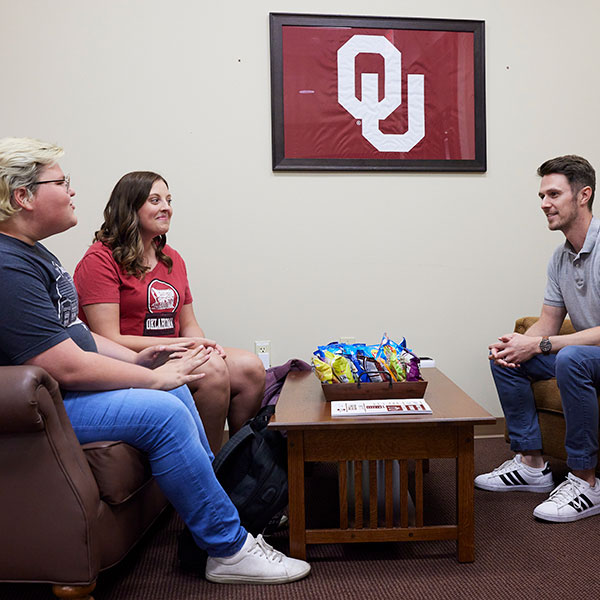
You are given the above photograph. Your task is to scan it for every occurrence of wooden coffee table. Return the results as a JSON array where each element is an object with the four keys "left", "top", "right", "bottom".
[{"left": 269, "top": 368, "right": 495, "bottom": 562}]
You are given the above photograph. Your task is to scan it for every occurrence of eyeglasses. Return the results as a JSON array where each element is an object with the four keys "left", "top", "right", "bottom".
[{"left": 33, "top": 174, "right": 71, "bottom": 191}]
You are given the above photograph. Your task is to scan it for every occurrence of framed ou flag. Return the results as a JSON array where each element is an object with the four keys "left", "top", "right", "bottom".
[{"left": 270, "top": 13, "right": 486, "bottom": 172}]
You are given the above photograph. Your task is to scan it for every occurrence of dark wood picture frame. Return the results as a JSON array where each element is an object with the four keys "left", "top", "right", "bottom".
[{"left": 270, "top": 13, "right": 486, "bottom": 172}]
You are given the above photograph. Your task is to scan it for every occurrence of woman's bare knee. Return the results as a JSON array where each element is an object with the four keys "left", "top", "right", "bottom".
[
  {"left": 226, "top": 349, "right": 265, "bottom": 395},
  {"left": 186, "top": 352, "right": 229, "bottom": 395}
]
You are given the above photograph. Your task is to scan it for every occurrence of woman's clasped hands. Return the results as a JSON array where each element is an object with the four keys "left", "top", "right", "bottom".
[{"left": 136, "top": 342, "right": 213, "bottom": 390}]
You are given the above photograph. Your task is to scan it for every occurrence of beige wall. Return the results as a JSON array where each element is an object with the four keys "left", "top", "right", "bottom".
[{"left": 2, "top": 1, "right": 599, "bottom": 416}]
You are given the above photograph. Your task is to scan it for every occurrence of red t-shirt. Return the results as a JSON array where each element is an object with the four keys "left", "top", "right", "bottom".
[{"left": 74, "top": 241, "right": 193, "bottom": 337}]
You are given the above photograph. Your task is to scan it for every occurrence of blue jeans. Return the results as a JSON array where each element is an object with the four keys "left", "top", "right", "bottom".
[
  {"left": 63, "top": 385, "right": 247, "bottom": 557},
  {"left": 491, "top": 345, "right": 600, "bottom": 471}
]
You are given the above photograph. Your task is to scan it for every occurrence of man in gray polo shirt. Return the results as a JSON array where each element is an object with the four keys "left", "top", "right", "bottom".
[{"left": 475, "top": 155, "right": 600, "bottom": 523}]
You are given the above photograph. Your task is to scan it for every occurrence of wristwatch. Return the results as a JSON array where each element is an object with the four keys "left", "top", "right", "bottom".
[{"left": 539, "top": 336, "right": 552, "bottom": 355}]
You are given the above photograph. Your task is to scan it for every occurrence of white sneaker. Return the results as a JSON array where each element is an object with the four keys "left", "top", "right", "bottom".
[
  {"left": 205, "top": 533, "right": 311, "bottom": 584},
  {"left": 533, "top": 473, "right": 600, "bottom": 522},
  {"left": 474, "top": 454, "right": 554, "bottom": 492}
]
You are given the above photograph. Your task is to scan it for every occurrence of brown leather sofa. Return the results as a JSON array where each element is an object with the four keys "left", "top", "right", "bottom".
[
  {"left": 0, "top": 365, "right": 170, "bottom": 600},
  {"left": 512, "top": 316, "right": 584, "bottom": 462}
]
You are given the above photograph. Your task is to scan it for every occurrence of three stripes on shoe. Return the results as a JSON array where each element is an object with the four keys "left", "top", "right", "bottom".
[
  {"left": 499, "top": 470, "right": 529, "bottom": 486},
  {"left": 499, "top": 465, "right": 551, "bottom": 487}
]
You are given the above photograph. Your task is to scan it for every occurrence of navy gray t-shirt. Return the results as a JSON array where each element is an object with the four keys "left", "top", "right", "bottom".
[{"left": 0, "top": 233, "right": 97, "bottom": 366}]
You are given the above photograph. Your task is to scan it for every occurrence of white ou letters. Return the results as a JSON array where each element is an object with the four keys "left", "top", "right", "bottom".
[{"left": 337, "top": 35, "right": 425, "bottom": 152}]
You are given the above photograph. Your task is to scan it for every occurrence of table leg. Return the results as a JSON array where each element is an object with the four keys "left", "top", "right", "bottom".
[
  {"left": 456, "top": 425, "right": 475, "bottom": 562},
  {"left": 287, "top": 430, "right": 306, "bottom": 560}
]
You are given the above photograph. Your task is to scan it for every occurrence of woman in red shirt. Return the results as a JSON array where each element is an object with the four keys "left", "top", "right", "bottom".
[{"left": 74, "top": 171, "right": 264, "bottom": 453}]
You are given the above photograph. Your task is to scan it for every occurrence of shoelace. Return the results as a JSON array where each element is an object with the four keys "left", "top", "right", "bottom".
[
  {"left": 490, "top": 457, "right": 520, "bottom": 475},
  {"left": 547, "top": 474, "right": 585, "bottom": 508},
  {"left": 249, "top": 534, "right": 284, "bottom": 564}
]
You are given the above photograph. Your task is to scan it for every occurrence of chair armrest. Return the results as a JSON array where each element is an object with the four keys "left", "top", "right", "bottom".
[
  {"left": 514, "top": 317, "right": 539, "bottom": 335},
  {"left": 0, "top": 365, "right": 61, "bottom": 433},
  {"left": 514, "top": 316, "right": 575, "bottom": 336},
  {"left": 0, "top": 365, "right": 97, "bottom": 485},
  {"left": 0, "top": 366, "right": 103, "bottom": 583}
]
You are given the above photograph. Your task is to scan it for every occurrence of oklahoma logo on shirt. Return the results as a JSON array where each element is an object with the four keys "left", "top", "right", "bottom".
[{"left": 144, "top": 279, "right": 180, "bottom": 336}]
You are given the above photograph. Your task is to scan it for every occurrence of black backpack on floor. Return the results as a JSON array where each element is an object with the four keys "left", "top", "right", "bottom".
[{"left": 212, "top": 404, "right": 288, "bottom": 536}]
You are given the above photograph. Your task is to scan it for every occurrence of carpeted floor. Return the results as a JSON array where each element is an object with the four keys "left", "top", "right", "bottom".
[{"left": 1, "top": 437, "right": 596, "bottom": 600}]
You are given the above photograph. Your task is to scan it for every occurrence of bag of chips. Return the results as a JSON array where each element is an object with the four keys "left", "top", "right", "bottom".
[{"left": 312, "top": 334, "right": 422, "bottom": 384}]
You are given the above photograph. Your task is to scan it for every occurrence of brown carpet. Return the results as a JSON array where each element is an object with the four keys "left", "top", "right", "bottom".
[{"left": 1, "top": 437, "right": 596, "bottom": 599}]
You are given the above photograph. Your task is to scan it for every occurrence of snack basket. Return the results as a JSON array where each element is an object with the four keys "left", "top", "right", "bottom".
[{"left": 320, "top": 371, "right": 427, "bottom": 402}]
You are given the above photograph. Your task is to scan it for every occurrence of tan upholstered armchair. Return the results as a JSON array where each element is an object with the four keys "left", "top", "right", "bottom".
[
  {"left": 512, "top": 317, "right": 599, "bottom": 462},
  {"left": 0, "top": 366, "right": 170, "bottom": 600}
]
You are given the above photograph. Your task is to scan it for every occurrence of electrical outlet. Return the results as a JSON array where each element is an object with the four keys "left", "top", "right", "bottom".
[
  {"left": 340, "top": 336, "right": 356, "bottom": 345},
  {"left": 254, "top": 340, "right": 271, "bottom": 369}
]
